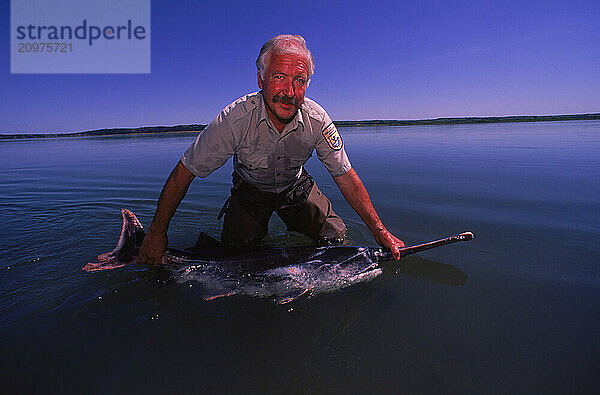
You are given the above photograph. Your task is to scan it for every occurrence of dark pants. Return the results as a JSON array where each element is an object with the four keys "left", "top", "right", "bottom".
[{"left": 220, "top": 170, "right": 346, "bottom": 247}]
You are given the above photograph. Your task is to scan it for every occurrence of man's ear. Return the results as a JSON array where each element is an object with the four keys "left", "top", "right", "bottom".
[{"left": 257, "top": 71, "right": 263, "bottom": 89}]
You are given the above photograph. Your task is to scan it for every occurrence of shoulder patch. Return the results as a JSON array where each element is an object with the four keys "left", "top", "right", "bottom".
[{"left": 322, "top": 122, "right": 343, "bottom": 151}]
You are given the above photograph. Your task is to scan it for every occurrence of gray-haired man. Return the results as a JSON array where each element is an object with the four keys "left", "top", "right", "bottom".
[{"left": 138, "top": 34, "right": 404, "bottom": 264}]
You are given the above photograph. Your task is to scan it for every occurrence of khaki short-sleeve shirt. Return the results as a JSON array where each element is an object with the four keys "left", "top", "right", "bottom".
[{"left": 181, "top": 91, "right": 352, "bottom": 193}]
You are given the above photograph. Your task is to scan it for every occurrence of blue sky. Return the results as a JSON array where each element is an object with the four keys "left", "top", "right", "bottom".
[{"left": 1, "top": 0, "right": 598, "bottom": 133}]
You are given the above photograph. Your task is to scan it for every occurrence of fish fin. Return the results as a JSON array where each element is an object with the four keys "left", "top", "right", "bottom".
[
  {"left": 82, "top": 260, "right": 130, "bottom": 272},
  {"left": 203, "top": 290, "right": 241, "bottom": 301},
  {"left": 185, "top": 232, "right": 225, "bottom": 258},
  {"left": 82, "top": 209, "right": 145, "bottom": 271},
  {"left": 276, "top": 288, "right": 311, "bottom": 304}
]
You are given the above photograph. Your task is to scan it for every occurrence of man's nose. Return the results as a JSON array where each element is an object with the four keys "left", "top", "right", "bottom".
[{"left": 283, "top": 79, "right": 295, "bottom": 96}]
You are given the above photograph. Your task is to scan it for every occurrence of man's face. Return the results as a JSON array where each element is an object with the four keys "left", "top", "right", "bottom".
[{"left": 258, "top": 52, "right": 309, "bottom": 127}]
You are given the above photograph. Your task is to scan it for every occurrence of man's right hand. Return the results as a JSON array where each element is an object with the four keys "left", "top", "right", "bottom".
[
  {"left": 136, "top": 161, "right": 196, "bottom": 266},
  {"left": 137, "top": 229, "right": 168, "bottom": 266}
]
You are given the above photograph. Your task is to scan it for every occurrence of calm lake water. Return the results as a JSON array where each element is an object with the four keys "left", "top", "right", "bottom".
[{"left": 1, "top": 121, "right": 599, "bottom": 393}]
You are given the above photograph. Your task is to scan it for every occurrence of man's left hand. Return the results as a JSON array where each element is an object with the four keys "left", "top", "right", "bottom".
[{"left": 374, "top": 228, "right": 405, "bottom": 260}]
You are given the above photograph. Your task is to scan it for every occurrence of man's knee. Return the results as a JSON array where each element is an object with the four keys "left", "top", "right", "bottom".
[
  {"left": 220, "top": 183, "right": 272, "bottom": 247},
  {"left": 313, "top": 191, "right": 346, "bottom": 244},
  {"left": 318, "top": 215, "right": 346, "bottom": 244},
  {"left": 221, "top": 204, "right": 269, "bottom": 246},
  {"left": 281, "top": 183, "right": 346, "bottom": 243}
]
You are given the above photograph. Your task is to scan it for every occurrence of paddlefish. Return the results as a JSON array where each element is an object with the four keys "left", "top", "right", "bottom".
[{"left": 84, "top": 209, "right": 473, "bottom": 303}]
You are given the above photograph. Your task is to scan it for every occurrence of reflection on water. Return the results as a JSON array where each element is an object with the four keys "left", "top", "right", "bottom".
[
  {"left": 1, "top": 121, "right": 599, "bottom": 392},
  {"left": 390, "top": 255, "right": 468, "bottom": 287}
]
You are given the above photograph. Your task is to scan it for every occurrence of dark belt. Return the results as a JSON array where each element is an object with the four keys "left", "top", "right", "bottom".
[{"left": 217, "top": 170, "right": 314, "bottom": 220}]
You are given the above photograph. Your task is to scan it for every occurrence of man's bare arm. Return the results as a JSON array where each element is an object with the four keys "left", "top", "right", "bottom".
[
  {"left": 137, "top": 160, "right": 196, "bottom": 265},
  {"left": 333, "top": 168, "right": 405, "bottom": 260}
]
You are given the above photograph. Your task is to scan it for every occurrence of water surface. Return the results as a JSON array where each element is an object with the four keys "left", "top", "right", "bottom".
[{"left": 1, "top": 121, "right": 599, "bottom": 392}]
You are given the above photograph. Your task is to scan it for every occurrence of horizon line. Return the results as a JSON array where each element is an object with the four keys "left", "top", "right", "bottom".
[{"left": 1, "top": 112, "right": 599, "bottom": 138}]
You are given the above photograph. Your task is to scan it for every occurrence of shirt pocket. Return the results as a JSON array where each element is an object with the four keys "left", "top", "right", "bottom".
[{"left": 238, "top": 153, "right": 269, "bottom": 169}]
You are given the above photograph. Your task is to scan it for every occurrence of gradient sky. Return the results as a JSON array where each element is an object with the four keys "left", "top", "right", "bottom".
[{"left": 1, "top": 0, "right": 598, "bottom": 134}]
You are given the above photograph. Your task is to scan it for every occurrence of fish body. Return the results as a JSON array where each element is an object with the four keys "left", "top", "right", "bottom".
[
  {"left": 84, "top": 209, "right": 472, "bottom": 303},
  {"left": 83, "top": 209, "right": 387, "bottom": 303},
  {"left": 84, "top": 209, "right": 388, "bottom": 273}
]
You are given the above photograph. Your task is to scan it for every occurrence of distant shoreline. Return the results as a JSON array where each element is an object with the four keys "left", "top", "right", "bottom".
[
  {"left": 335, "top": 113, "right": 600, "bottom": 127},
  {"left": 1, "top": 113, "right": 598, "bottom": 139}
]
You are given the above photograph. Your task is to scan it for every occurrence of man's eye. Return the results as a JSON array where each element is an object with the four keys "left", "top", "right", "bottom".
[{"left": 294, "top": 77, "right": 305, "bottom": 85}]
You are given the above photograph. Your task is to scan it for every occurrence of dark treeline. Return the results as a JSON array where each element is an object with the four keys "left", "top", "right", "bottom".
[
  {"left": 335, "top": 113, "right": 600, "bottom": 127},
  {"left": 0, "top": 124, "right": 206, "bottom": 139},
  {"left": 1, "top": 113, "right": 599, "bottom": 139}
]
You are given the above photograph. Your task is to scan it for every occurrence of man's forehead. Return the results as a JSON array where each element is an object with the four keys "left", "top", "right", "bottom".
[{"left": 268, "top": 52, "right": 310, "bottom": 74}]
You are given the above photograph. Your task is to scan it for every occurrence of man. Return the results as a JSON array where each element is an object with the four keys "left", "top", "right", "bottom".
[{"left": 138, "top": 34, "right": 404, "bottom": 265}]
